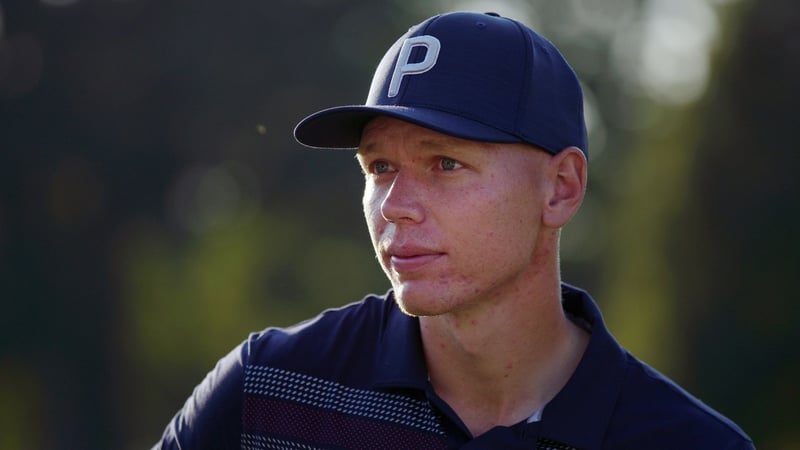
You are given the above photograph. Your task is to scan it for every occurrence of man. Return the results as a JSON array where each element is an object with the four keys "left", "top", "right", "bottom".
[{"left": 155, "top": 11, "right": 754, "bottom": 449}]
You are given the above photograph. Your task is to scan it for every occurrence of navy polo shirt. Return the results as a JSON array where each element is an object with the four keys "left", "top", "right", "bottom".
[{"left": 154, "top": 284, "right": 754, "bottom": 449}]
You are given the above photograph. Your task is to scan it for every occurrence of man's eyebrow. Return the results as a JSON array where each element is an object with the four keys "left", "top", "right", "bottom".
[
  {"left": 355, "top": 143, "right": 376, "bottom": 157},
  {"left": 417, "top": 138, "right": 448, "bottom": 149},
  {"left": 419, "top": 137, "right": 494, "bottom": 153},
  {"left": 412, "top": 138, "right": 468, "bottom": 154}
]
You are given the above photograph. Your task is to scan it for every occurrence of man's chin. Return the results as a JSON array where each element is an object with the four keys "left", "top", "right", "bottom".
[{"left": 392, "top": 287, "right": 450, "bottom": 318}]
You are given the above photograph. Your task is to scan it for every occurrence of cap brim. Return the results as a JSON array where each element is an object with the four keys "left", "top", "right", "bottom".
[{"left": 293, "top": 105, "right": 524, "bottom": 149}]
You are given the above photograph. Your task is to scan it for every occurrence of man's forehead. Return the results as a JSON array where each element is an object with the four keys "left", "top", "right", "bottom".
[
  {"left": 358, "top": 116, "right": 493, "bottom": 152},
  {"left": 361, "top": 116, "right": 428, "bottom": 137},
  {"left": 358, "top": 116, "right": 548, "bottom": 161}
]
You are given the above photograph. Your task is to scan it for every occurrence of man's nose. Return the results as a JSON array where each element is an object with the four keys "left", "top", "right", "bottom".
[{"left": 380, "top": 172, "right": 425, "bottom": 224}]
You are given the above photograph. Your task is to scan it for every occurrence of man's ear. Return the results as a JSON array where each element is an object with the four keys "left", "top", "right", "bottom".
[{"left": 542, "top": 147, "right": 587, "bottom": 229}]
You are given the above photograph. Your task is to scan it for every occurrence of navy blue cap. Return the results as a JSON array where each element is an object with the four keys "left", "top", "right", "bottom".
[{"left": 294, "top": 11, "right": 588, "bottom": 156}]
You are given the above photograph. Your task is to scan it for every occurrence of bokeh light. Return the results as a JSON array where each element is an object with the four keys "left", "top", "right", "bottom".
[
  {"left": 635, "top": 0, "right": 719, "bottom": 104},
  {"left": 1, "top": 0, "right": 795, "bottom": 448}
]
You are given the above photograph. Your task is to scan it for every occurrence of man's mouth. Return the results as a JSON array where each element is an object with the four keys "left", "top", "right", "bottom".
[{"left": 385, "top": 244, "right": 444, "bottom": 272}]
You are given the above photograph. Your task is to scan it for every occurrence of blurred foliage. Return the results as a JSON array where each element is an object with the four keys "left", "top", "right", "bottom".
[
  {"left": 671, "top": 0, "right": 800, "bottom": 447},
  {"left": 115, "top": 204, "right": 385, "bottom": 444},
  {"left": 0, "top": 0, "right": 796, "bottom": 448}
]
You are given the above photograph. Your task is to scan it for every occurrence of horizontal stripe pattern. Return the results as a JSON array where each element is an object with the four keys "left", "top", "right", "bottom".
[{"left": 242, "top": 365, "right": 446, "bottom": 449}]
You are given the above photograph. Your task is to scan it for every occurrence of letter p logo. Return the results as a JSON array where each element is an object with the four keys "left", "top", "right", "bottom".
[{"left": 387, "top": 35, "right": 441, "bottom": 98}]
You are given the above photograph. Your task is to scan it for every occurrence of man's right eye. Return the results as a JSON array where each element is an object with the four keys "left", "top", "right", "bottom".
[{"left": 372, "top": 160, "right": 391, "bottom": 174}]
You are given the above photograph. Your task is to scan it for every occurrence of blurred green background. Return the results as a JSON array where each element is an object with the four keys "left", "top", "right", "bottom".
[{"left": 0, "top": 0, "right": 797, "bottom": 448}]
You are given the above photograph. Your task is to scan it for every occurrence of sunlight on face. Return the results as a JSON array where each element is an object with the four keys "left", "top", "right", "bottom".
[{"left": 358, "top": 117, "right": 553, "bottom": 317}]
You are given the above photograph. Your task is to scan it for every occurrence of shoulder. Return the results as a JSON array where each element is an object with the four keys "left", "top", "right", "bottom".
[
  {"left": 242, "top": 292, "right": 398, "bottom": 385},
  {"left": 246, "top": 292, "right": 392, "bottom": 352},
  {"left": 154, "top": 345, "right": 246, "bottom": 449},
  {"left": 153, "top": 292, "right": 400, "bottom": 449},
  {"left": 607, "top": 353, "right": 754, "bottom": 449},
  {"left": 555, "top": 285, "right": 753, "bottom": 449}
]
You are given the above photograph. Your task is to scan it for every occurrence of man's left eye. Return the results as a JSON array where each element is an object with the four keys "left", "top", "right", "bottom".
[{"left": 439, "top": 158, "right": 460, "bottom": 171}]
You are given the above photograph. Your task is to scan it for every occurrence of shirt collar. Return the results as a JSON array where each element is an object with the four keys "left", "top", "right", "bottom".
[
  {"left": 537, "top": 283, "right": 628, "bottom": 449},
  {"left": 371, "top": 290, "right": 429, "bottom": 390},
  {"left": 371, "top": 285, "right": 628, "bottom": 449}
]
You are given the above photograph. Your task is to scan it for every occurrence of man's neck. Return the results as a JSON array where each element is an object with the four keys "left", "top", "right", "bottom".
[{"left": 419, "top": 279, "right": 589, "bottom": 438}]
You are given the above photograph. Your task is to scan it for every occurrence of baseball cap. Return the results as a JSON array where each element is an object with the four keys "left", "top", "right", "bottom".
[{"left": 293, "top": 11, "right": 588, "bottom": 157}]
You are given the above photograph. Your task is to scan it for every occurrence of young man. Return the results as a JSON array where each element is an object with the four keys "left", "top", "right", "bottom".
[{"left": 155, "top": 11, "right": 754, "bottom": 449}]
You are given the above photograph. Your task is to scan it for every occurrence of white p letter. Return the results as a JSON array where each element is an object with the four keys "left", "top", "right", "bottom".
[{"left": 387, "top": 35, "right": 441, "bottom": 98}]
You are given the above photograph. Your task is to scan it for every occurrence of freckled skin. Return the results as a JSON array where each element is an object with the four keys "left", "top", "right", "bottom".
[{"left": 357, "top": 117, "right": 551, "bottom": 318}]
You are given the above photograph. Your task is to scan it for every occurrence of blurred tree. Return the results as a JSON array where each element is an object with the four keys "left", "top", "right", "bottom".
[
  {"left": 673, "top": 0, "right": 800, "bottom": 446},
  {"left": 2, "top": 0, "right": 794, "bottom": 448},
  {"left": 0, "top": 0, "right": 413, "bottom": 448},
  {"left": 602, "top": 0, "right": 798, "bottom": 447}
]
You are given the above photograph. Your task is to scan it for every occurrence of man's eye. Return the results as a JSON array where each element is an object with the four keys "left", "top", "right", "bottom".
[
  {"left": 439, "top": 157, "right": 460, "bottom": 171},
  {"left": 373, "top": 160, "right": 391, "bottom": 174}
]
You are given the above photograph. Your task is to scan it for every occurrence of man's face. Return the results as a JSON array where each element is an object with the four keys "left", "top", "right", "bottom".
[{"left": 357, "top": 117, "right": 553, "bottom": 317}]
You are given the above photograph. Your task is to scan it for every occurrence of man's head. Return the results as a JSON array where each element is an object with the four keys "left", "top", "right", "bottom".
[
  {"left": 354, "top": 116, "right": 585, "bottom": 316},
  {"left": 294, "top": 11, "right": 587, "bottom": 158},
  {"left": 293, "top": 12, "right": 588, "bottom": 314}
]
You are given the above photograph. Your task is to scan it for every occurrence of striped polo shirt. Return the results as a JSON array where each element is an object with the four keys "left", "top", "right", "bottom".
[{"left": 154, "top": 284, "right": 753, "bottom": 449}]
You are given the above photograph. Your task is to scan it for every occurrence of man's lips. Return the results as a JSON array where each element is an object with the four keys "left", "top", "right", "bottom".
[{"left": 384, "top": 245, "right": 444, "bottom": 272}]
